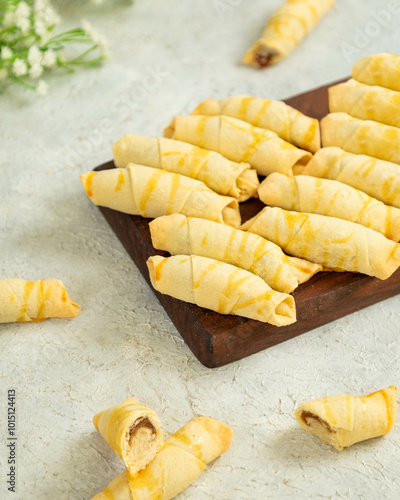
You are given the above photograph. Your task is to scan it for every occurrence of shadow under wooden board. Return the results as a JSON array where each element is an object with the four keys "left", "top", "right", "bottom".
[{"left": 93, "top": 79, "right": 400, "bottom": 368}]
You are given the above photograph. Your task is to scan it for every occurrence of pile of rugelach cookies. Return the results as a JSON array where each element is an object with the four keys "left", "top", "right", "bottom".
[
  {"left": 80, "top": 52, "right": 400, "bottom": 328},
  {"left": 89, "top": 387, "right": 397, "bottom": 498},
  {"left": 90, "top": 397, "right": 233, "bottom": 499}
]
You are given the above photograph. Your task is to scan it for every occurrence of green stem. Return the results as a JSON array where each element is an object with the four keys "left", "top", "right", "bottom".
[{"left": 8, "top": 75, "right": 36, "bottom": 90}]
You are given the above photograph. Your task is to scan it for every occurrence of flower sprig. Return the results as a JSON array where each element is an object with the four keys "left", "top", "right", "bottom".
[{"left": 0, "top": 0, "right": 110, "bottom": 94}]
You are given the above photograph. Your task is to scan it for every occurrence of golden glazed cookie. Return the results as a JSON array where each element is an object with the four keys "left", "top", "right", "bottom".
[
  {"left": 242, "top": 206, "right": 400, "bottom": 279},
  {"left": 92, "top": 417, "right": 233, "bottom": 500},
  {"left": 80, "top": 165, "right": 241, "bottom": 228},
  {"left": 302, "top": 147, "right": 400, "bottom": 209},
  {"left": 295, "top": 386, "right": 397, "bottom": 450},
  {"left": 0, "top": 279, "right": 80, "bottom": 323},
  {"left": 243, "top": 0, "right": 335, "bottom": 67},
  {"left": 112, "top": 135, "right": 259, "bottom": 202},
  {"left": 93, "top": 397, "right": 163, "bottom": 476},
  {"left": 149, "top": 214, "right": 321, "bottom": 293},
  {"left": 147, "top": 254, "right": 296, "bottom": 326}
]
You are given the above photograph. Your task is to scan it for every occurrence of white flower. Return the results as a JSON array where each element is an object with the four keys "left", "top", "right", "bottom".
[
  {"left": 0, "top": 69, "right": 8, "bottom": 80},
  {"left": 1, "top": 47, "right": 13, "bottom": 60},
  {"left": 15, "top": 2, "right": 31, "bottom": 34},
  {"left": 15, "top": 1, "right": 31, "bottom": 19},
  {"left": 28, "top": 45, "right": 42, "bottom": 66},
  {"left": 42, "top": 49, "right": 56, "bottom": 68},
  {"left": 36, "top": 79, "right": 48, "bottom": 96},
  {"left": 29, "top": 64, "right": 43, "bottom": 78},
  {"left": 81, "top": 19, "right": 109, "bottom": 54},
  {"left": 34, "top": 19, "right": 47, "bottom": 38},
  {"left": 35, "top": 1, "right": 59, "bottom": 27},
  {"left": 33, "top": 0, "right": 60, "bottom": 39},
  {"left": 13, "top": 58, "right": 28, "bottom": 76},
  {"left": 42, "top": 6, "right": 60, "bottom": 28},
  {"left": 34, "top": 0, "right": 47, "bottom": 11},
  {"left": 16, "top": 16, "right": 31, "bottom": 35}
]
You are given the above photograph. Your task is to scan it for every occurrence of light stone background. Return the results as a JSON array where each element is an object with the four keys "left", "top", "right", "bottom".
[{"left": 1, "top": 0, "right": 400, "bottom": 498}]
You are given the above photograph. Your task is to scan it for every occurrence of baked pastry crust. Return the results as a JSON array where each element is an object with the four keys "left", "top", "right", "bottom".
[
  {"left": 164, "top": 115, "right": 311, "bottom": 177},
  {"left": 147, "top": 254, "right": 296, "bottom": 326},
  {"left": 241, "top": 206, "right": 400, "bottom": 279},
  {"left": 259, "top": 172, "right": 400, "bottom": 241},
  {"left": 149, "top": 214, "right": 321, "bottom": 293},
  {"left": 112, "top": 135, "right": 259, "bottom": 202},
  {"left": 302, "top": 147, "right": 400, "bottom": 209},
  {"left": 0, "top": 279, "right": 80, "bottom": 323},
  {"left": 329, "top": 79, "right": 400, "bottom": 128},
  {"left": 80, "top": 165, "right": 241, "bottom": 228},
  {"left": 192, "top": 96, "right": 320, "bottom": 153},
  {"left": 321, "top": 112, "right": 400, "bottom": 165},
  {"left": 243, "top": 0, "right": 335, "bottom": 67},
  {"left": 93, "top": 397, "right": 163, "bottom": 476},
  {"left": 352, "top": 53, "right": 400, "bottom": 92},
  {"left": 294, "top": 386, "right": 397, "bottom": 450},
  {"left": 91, "top": 417, "right": 233, "bottom": 500}
]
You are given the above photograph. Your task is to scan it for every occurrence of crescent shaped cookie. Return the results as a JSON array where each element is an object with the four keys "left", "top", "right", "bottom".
[
  {"left": 91, "top": 417, "right": 233, "bottom": 500},
  {"left": 295, "top": 386, "right": 397, "bottom": 450},
  {"left": 80, "top": 165, "right": 241, "bottom": 228},
  {"left": 243, "top": 0, "right": 335, "bottom": 67},
  {"left": 93, "top": 397, "right": 163, "bottom": 476},
  {"left": 147, "top": 254, "right": 296, "bottom": 326},
  {"left": 149, "top": 214, "right": 321, "bottom": 293},
  {"left": 0, "top": 279, "right": 80, "bottom": 323},
  {"left": 259, "top": 172, "right": 400, "bottom": 241},
  {"left": 329, "top": 79, "right": 400, "bottom": 128},
  {"left": 302, "top": 147, "right": 400, "bottom": 209},
  {"left": 191, "top": 96, "right": 320, "bottom": 153},
  {"left": 321, "top": 112, "right": 400, "bottom": 165},
  {"left": 164, "top": 115, "right": 312, "bottom": 176},
  {"left": 352, "top": 53, "right": 400, "bottom": 92},
  {"left": 112, "top": 135, "right": 259, "bottom": 202},
  {"left": 241, "top": 206, "right": 400, "bottom": 279}
]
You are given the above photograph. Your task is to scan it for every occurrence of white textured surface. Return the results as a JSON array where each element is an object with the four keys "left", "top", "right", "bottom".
[{"left": 1, "top": 0, "right": 400, "bottom": 498}]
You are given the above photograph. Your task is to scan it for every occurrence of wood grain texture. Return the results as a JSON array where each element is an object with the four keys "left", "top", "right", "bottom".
[{"left": 93, "top": 79, "right": 400, "bottom": 368}]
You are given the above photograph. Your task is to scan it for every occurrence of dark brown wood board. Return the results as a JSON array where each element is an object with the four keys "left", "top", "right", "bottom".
[{"left": 93, "top": 79, "right": 400, "bottom": 368}]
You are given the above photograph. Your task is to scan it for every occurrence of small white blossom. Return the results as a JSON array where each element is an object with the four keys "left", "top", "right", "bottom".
[
  {"left": 36, "top": 79, "right": 48, "bottom": 96},
  {"left": 16, "top": 16, "right": 31, "bottom": 34},
  {"left": 34, "top": 19, "right": 47, "bottom": 38},
  {"left": 1, "top": 46, "right": 13, "bottom": 60},
  {"left": 27, "top": 45, "right": 41, "bottom": 65},
  {"left": 35, "top": 2, "right": 59, "bottom": 28},
  {"left": 34, "top": 0, "right": 47, "bottom": 10},
  {"left": 28, "top": 45, "right": 42, "bottom": 66},
  {"left": 15, "top": 2, "right": 31, "bottom": 34},
  {"left": 29, "top": 64, "right": 43, "bottom": 78},
  {"left": 42, "top": 49, "right": 56, "bottom": 68},
  {"left": 43, "top": 7, "right": 59, "bottom": 28},
  {"left": 13, "top": 58, "right": 28, "bottom": 76},
  {"left": 15, "top": 2, "right": 31, "bottom": 19},
  {"left": 1, "top": 0, "right": 108, "bottom": 92},
  {"left": 81, "top": 19, "right": 109, "bottom": 53}
]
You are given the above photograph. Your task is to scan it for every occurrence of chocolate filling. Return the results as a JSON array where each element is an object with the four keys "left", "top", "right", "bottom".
[
  {"left": 300, "top": 411, "right": 332, "bottom": 433},
  {"left": 255, "top": 51, "right": 274, "bottom": 67},
  {"left": 128, "top": 417, "right": 157, "bottom": 446}
]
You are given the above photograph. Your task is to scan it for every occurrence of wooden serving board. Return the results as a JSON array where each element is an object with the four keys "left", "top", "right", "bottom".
[{"left": 94, "top": 80, "right": 400, "bottom": 368}]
